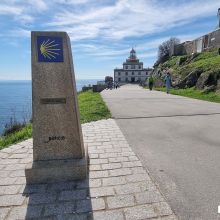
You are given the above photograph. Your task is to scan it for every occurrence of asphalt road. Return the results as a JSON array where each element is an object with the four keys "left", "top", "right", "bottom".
[{"left": 102, "top": 84, "right": 220, "bottom": 220}]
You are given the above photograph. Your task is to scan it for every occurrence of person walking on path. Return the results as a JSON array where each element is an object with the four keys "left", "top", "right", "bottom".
[
  {"left": 148, "top": 75, "right": 154, "bottom": 91},
  {"left": 164, "top": 70, "right": 172, "bottom": 94},
  {"left": 115, "top": 82, "right": 118, "bottom": 89}
]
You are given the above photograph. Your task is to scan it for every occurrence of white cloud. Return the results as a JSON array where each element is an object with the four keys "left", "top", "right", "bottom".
[
  {"left": 0, "top": 4, "right": 23, "bottom": 15},
  {"left": 54, "top": 0, "right": 89, "bottom": 5},
  {"left": 0, "top": 0, "right": 48, "bottom": 25},
  {"left": 46, "top": 0, "right": 219, "bottom": 41},
  {"left": 1, "top": 0, "right": 218, "bottom": 41},
  {"left": 27, "top": 0, "right": 47, "bottom": 11},
  {"left": 19, "top": 14, "right": 34, "bottom": 23},
  {"left": 72, "top": 32, "right": 205, "bottom": 62},
  {"left": 4, "top": 28, "right": 30, "bottom": 38}
]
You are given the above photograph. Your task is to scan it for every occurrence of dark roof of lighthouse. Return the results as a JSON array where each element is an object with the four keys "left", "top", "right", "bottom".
[{"left": 130, "top": 48, "right": 136, "bottom": 53}]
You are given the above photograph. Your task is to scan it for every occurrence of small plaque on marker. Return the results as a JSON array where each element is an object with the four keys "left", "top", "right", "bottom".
[{"left": 40, "top": 98, "right": 66, "bottom": 104}]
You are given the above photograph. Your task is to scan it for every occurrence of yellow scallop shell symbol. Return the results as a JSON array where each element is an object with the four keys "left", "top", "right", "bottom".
[{"left": 40, "top": 39, "right": 60, "bottom": 59}]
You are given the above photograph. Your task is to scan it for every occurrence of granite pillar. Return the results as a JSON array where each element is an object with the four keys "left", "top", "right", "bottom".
[{"left": 25, "top": 31, "right": 87, "bottom": 183}]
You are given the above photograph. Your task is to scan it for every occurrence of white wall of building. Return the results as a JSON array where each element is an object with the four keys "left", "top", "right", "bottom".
[
  {"left": 114, "top": 69, "right": 151, "bottom": 83},
  {"left": 114, "top": 70, "right": 149, "bottom": 77},
  {"left": 123, "top": 64, "right": 143, "bottom": 70}
]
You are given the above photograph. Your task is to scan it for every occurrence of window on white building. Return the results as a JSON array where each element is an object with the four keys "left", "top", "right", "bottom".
[
  {"left": 139, "top": 65, "right": 141, "bottom": 69},
  {"left": 131, "top": 65, "right": 135, "bottom": 69},
  {"left": 132, "top": 72, "right": 134, "bottom": 75},
  {"left": 118, "top": 72, "right": 121, "bottom": 76},
  {"left": 118, "top": 78, "right": 121, "bottom": 82},
  {"left": 125, "top": 72, "right": 128, "bottom": 76},
  {"left": 125, "top": 65, "right": 128, "bottom": 69}
]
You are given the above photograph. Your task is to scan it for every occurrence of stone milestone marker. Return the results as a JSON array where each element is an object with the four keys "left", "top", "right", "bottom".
[{"left": 25, "top": 31, "right": 87, "bottom": 184}]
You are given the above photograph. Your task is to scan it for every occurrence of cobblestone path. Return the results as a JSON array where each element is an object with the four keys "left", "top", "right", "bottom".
[{"left": 0, "top": 119, "right": 177, "bottom": 220}]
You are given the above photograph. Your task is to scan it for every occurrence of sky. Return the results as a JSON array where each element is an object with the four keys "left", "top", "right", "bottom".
[{"left": 0, "top": 0, "right": 219, "bottom": 80}]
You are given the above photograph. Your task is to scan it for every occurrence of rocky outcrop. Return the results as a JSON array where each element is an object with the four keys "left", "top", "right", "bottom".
[
  {"left": 216, "top": 79, "right": 220, "bottom": 90},
  {"left": 196, "top": 72, "right": 210, "bottom": 89},
  {"left": 196, "top": 70, "right": 220, "bottom": 90},
  {"left": 202, "top": 85, "right": 216, "bottom": 93},
  {"left": 175, "top": 70, "right": 202, "bottom": 89}
]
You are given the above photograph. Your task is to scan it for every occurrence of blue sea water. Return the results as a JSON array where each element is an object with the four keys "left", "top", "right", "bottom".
[{"left": 0, "top": 79, "right": 99, "bottom": 134}]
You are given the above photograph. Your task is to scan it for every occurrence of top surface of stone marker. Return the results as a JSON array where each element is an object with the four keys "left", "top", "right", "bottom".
[{"left": 31, "top": 31, "right": 84, "bottom": 161}]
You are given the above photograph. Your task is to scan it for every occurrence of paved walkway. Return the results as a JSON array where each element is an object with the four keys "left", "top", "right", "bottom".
[
  {"left": 0, "top": 119, "right": 176, "bottom": 220},
  {"left": 102, "top": 85, "right": 220, "bottom": 220}
]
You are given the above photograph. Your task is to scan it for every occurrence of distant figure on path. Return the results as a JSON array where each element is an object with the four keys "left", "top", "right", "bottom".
[
  {"left": 113, "top": 82, "right": 116, "bottom": 89},
  {"left": 164, "top": 71, "right": 172, "bottom": 94},
  {"left": 115, "top": 82, "right": 118, "bottom": 89},
  {"left": 148, "top": 75, "right": 154, "bottom": 91}
]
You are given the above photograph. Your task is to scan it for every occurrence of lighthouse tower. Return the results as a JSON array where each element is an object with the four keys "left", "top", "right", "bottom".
[
  {"left": 129, "top": 48, "right": 137, "bottom": 61},
  {"left": 113, "top": 48, "right": 152, "bottom": 83}
]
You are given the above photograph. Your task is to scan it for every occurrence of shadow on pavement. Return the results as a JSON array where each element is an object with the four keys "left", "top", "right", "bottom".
[{"left": 23, "top": 175, "right": 94, "bottom": 219}]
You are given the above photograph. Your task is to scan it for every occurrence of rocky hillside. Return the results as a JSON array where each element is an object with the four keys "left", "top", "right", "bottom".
[{"left": 152, "top": 49, "right": 220, "bottom": 95}]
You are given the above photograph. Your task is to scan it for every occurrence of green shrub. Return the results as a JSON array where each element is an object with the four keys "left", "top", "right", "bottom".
[
  {"left": 3, "top": 118, "right": 26, "bottom": 136},
  {"left": 0, "top": 123, "right": 32, "bottom": 149},
  {"left": 178, "top": 55, "right": 188, "bottom": 65}
]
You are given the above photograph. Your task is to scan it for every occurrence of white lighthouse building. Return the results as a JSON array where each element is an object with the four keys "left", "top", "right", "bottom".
[{"left": 114, "top": 48, "right": 152, "bottom": 83}]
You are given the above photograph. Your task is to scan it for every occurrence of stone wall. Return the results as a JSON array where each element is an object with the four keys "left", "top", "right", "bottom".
[
  {"left": 172, "top": 43, "right": 186, "bottom": 56},
  {"left": 184, "top": 41, "right": 194, "bottom": 55},
  {"left": 92, "top": 84, "right": 106, "bottom": 92},
  {"left": 172, "top": 29, "right": 220, "bottom": 56},
  {"left": 207, "top": 29, "right": 220, "bottom": 49}
]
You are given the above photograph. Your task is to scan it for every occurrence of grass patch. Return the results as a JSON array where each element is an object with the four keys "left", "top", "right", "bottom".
[
  {"left": 154, "top": 87, "right": 220, "bottom": 103},
  {"left": 78, "top": 90, "right": 111, "bottom": 123},
  {"left": 176, "top": 54, "right": 220, "bottom": 77},
  {"left": 160, "top": 56, "right": 181, "bottom": 70},
  {"left": 0, "top": 90, "right": 111, "bottom": 148},
  {"left": 0, "top": 123, "right": 32, "bottom": 149}
]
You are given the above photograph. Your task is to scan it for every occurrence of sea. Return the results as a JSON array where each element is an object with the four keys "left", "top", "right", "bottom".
[{"left": 0, "top": 79, "right": 100, "bottom": 135}]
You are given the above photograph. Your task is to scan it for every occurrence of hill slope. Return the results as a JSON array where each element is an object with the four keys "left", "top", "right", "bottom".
[{"left": 153, "top": 49, "right": 220, "bottom": 94}]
